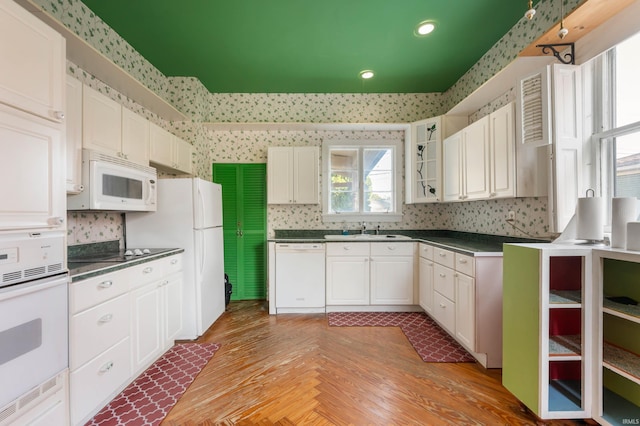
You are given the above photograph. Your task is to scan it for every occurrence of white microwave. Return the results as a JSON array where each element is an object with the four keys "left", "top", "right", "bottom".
[{"left": 67, "top": 149, "right": 157, "bottom": 212}]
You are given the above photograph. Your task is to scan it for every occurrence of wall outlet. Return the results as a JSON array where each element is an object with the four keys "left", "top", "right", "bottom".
[{"left": 507, "top": 211, "right": 516, "bottom": 222}]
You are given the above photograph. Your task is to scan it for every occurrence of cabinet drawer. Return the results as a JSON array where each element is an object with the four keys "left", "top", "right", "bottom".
[
  {"left": 163, "top": 254, "right": 183, "bottom": 275},
  {"left": 70, "top": 293, "right": 130, "bottom": 370},
  {"left": 370, "top": 242, "right": 414, "bottom": 256},
  {"left": 433, "top": 263, "right": 455, "bottom": 301},
  {"left": 326, "top": 242, "right": 370, "bottom": 256},
  {"left": 419, "top": 243, "right": 433, "bottom": 260},
  {"left": 128, "top": 259, "right": 163, "bottom": 290},
  {"left": 433, "top": 291, "right": 455, "bottom": 335},
  {"left": 433, "top": 248, "right": 455, "bottom": 268},
  {"left": 70, "top": 337, "right": 131, "bottom": 425},
  {"left": 70, "top": 270, "right": 129, "bottom": 314},
  {"left": 455, "top": 253, "right": 475, "bottom": 276}
]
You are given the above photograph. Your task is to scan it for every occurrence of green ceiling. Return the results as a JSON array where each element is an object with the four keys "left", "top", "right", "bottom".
[{"left": 79, "top": 0, "right": 528, "bottom": 94}]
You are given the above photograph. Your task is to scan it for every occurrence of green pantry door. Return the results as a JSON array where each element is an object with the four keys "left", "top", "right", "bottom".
[{"left": 213, "top": 163, "right": 267, "bottom": 300}]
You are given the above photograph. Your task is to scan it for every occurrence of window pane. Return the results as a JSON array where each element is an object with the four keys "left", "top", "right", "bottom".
[
  {"left": 330, "top": 149, "right": 358, "bottom": 213},
  {"left": 364, "top": 191, "right": 392, "bottom": 212},
  {"left": 363, "top": 148, "right": 394, "bottom": 212},
  {"left": 614, "top": 131, "right": 640, "bottom": 198},
  {"left": 615, "top": 32, "right": 640, "bottom": 128}
]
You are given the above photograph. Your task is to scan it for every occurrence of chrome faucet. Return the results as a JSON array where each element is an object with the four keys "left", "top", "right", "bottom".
[{"left": 361, "top": 222, "right": 367, "bottom": 234}]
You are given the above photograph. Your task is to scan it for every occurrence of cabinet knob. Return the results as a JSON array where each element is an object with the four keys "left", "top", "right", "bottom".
[
  {"left": 439, "top": 303, "right": 446, "bottom": 309},
  {"left": 459, "top": 259, "right": 467, "bottom": 264},
  {"left": 439, "top": 252, "right": 446, "bottom": 257},
  {"left": 98, "top": 314, "right": 113, "bottom": 323},
  {"left": 98, "top": 280, "right": 113, "bottom": 289},
  {"left": 439, "top": 273, "right": 446, "bottom": 277},
  {"left": 387, "top": 246, "right": 396, "bottom": 250},
  {"left": 48, "top": 217, "right": 64, "bottom": 225},
  {"left": 171, "top": 259, "right": 178, "bottom": 265},
  {"left": 53, "top": 110, "right": 65, "bottom": 121},
  {"left": 490, "top": 192, "right": 496, "bottom": 197},
  {"left": 143, "top": 267, "right": 153, "bottom": 274},
  {"left": 99, "top": 361, "right": 114, "bottom": 373}
]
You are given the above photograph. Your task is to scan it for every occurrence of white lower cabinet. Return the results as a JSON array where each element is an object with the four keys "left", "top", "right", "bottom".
[
  {"left": 326, "top": 242, "right": 415, "bottom": 308},
  {"left": 69, "top": 253, "right": 183, "bottom": 425},
  {"left": 418, "top": 243, "right": 434, "bottom": 314},
  {"left": 419, "top": 243, "right": 503, "bottom": 368}
]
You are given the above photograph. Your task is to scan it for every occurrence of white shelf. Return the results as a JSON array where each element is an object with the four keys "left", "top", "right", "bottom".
[
  {"left": 204, "top": 122, "right": 410, "bottom": 132},
  {"left": 603, "top": 299, "right": 640, "bottom": 324},
  {"left": 603, "top": 342, "right": 640, "bottom": 385},
  {"left": 549, "top": 335, "right": 582, "bottom": 359},
  {"left": 550, "top": 290, "right": 582, "bottom": 307}
]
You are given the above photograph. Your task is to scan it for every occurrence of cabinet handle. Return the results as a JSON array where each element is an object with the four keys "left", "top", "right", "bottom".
[
  {"left": 171, "top": 259, "right": 178, "bottom": 265},
  {"left": 387, "top": 246, "right": 396, "bottom": 250},
  {"left": 99, "top": 361, "right": 114, "bottom": 373},
  {"left": 490, "top": 192, "right": 496, "bottom": 197},
  {"left": 429, "top": 262, "right": 434, "bottom": 266},
  {"left": 53, "top": 110, "right": 65, "bottom": 120},
  {"left": 439, "top": 252, "right": 446, "bottom": 257},
  {"left": 458, "top": 259, "right": 467, "bottom": 264},
  {"left": 98, "top": 280, "right": 113, "bottom": 289},
  {"left": 439, "top": 273, "right": 446, "bottom": 277},
  {"left": 343, "top": 246, "right": 351, "bottom": 250},
  {"left": 98, "top": 314, "right": 113, "bottom": 323},
  {"left": 143, "top": 267, "right": 153, "bottom": 274},
  {"left": 439, "top": 303, "right": 446, "bottom": 309}
]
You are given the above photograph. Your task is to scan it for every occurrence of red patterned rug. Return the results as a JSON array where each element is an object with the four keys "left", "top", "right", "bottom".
[
  {"left": 328, "top": 312, "right": 475, "bottom": 363},
  {"left": 87, "top": 342, "right": 220, "bottom": 426}
]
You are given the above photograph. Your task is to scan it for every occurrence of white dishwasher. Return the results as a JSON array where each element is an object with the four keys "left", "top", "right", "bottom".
[{"left": 275, "top": 243, "right": 325, "bottom": 312}]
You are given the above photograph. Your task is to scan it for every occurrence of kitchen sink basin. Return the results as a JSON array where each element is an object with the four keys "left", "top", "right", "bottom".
[{"left": 324, "top": 234, "right": 412, "bottom": 241}]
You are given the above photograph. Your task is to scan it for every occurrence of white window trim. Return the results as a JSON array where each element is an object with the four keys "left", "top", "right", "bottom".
[{"left": 322, "top": 139, "right": 402, "bottom": 223}]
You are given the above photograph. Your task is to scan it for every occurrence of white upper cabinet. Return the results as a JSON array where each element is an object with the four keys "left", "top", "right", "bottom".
[
  {"left": 462, "top": 116, "right": 491, "bottom": 201},
  {"left": 488, "top": 102, "right": 516, "bottom": 199},
  {"left": 443, "top": 130, "right": 463, "bottom": 202},
  {"left": 149, "top": 122, "right": 192, "bottom": 174},
  {"left": 66, "top": 75, "right": 84, "bottom": 194},
  {"left": 268, "top": 146, "right": 319, "bottom": 204},
  {"left": 82, "top": 85, "right": 122, "bottom": 157},
  {"left": 121, "top": 107, "right": 150, "bottom": 166},
  {"left": 0, "top": 0, "right": 65, "bottom": 122},
  {"left": 406, "top": 115, "right": 467, "bottom": 203},
  {"left": 516, "top": 64, "right": 582, "bottom": 232},
  {"left": 83, "top": 84, "right": 152, "bottom": 167}
]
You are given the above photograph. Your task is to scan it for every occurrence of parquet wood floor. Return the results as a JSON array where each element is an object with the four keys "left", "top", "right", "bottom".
[{"left": 162, "top": 301, "right": 587, "bottom": 426}]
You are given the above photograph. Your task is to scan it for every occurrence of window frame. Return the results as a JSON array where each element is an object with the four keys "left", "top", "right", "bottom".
[{"left": 322, "top": 139, "right": 402, "bottom": 223}]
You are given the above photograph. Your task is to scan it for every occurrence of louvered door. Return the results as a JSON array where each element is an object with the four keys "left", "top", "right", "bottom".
[{"left": 213, "top": 163, "right": 267, "bottom": 300}]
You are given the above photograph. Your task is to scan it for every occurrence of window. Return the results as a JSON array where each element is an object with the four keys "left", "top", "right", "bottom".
[
  {"left": 322, "top": 140, "right": 402, "bottom": 222},
  {"left": 591, "top": 31, "right": 640, "bottom": 226}
]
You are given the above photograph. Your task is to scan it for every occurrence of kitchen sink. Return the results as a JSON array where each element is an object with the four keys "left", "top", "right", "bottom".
[{"left": 324, "top": 234, "right": 412, "bottom": 241}]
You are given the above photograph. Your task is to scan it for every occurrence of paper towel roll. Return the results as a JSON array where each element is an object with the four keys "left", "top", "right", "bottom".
[
  {"left": 576, "top": 197, "right": 604, "bottom": 241},
  {"left": 611, "top": 197, "right": 639, "bottom": 248}
]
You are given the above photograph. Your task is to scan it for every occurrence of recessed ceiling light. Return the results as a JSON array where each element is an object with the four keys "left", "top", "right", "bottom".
[
  {"left": 415, "top": 21, "right": 436, "bottom": 36},
  {"left": 359, "top": 70, "right": 374, "bottom": 80}
]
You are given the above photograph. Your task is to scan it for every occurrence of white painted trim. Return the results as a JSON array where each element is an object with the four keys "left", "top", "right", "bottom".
[{"left": 204, "top": 122, "right": 410, "bottom": 132}]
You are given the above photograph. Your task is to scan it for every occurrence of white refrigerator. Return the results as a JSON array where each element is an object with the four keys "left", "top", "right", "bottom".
[{"left": 126, "top": 177, "right": 225, "bottom": 339}]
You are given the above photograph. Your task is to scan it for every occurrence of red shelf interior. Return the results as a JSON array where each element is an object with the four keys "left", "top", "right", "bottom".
[
  {"left": 549, "top": 256, "right": 583, "bottom": 291},
  {"left": 549, "top": 308, "right": 582, "bottom": 336},
  {"left": 549, "top": 360, "right": 582, "bottom": 380}
]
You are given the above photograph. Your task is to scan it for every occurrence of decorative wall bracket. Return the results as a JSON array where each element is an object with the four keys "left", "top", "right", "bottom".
[{"left": 536, "top": 42, "right": 575, "bottom": 64}]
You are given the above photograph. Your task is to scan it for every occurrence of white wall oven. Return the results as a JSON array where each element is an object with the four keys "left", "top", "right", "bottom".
[{"left": 0, "top": 231, "right": 68, "bottom": 420}]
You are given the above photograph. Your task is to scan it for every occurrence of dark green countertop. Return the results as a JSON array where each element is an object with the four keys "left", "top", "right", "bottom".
[{"left": 271, "top": 229, "right": 549, "bottom": 255}]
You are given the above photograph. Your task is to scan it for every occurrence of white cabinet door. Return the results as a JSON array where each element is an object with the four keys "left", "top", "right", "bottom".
[
  {"left": 489, "top": 102, "right": 516, "bottom": 199},
  {"left": 268, "top": 146, "right": 319, "bottom": 204},
  {"left": 163, "top": 274, "right": 183, "bottom": 347},
  {"left": 130, "top": 281, "right": 162, "bottom": 372},
  {"left": 121, "top": 107, "right": 149, "bottom": 165},
  {"left": 66, "top": 75, "right": 84, "bottom": 194},
  {"left": 267, "top": 147, "right": 293, "bottom": 204},
  {"left": 174, "top": 137, "right": 193, "bottom": 174},
  {"left": 418, "top": 256, "right": 434, "bottom": 314},
  {"left": 463, "top": 116, "right": 490, "bottom": 201},
  {"left": 455, "top": 272, "right": 475, "bottom": 351},
  {"left": 82, "top": 85, "right": 122, "bottom": 157},
  {"left": 293, "top": 147, "right": 319, "bottom": 204},
  {"left": 443, "top": 131, "right": 462, "bottom": 202},
  {"left": 326, "top": 256, "right": 370, "bottom": 305},
  {"left": 371, "top": 256, "right": 414, "bottom": 305},
  {"left": 0, "top": 0, "right": 65, "bottom": 122},
  {"left": 149, "top": 122, "right": 174, "bottom": 166},
  {"left": 0, "top": 105, "right": 65, "bottom": 231}
]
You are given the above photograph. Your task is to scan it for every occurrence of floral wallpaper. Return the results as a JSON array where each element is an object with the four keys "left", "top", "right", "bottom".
[{"left": 42, "top": 0, "right": 573, "bottom": 245}]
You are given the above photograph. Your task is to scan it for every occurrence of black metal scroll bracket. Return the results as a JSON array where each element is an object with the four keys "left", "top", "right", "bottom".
[{"left": 536, "top": 42, "right": 575, "bottom": 65}]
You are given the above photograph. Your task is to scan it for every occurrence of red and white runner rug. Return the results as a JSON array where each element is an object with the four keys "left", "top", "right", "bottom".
[
  {"left": 328, "top": 312, "right": 474, "bottom": 363},
  {"left": 87, "top": 342, "right": 220, "bottom": 426}
]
